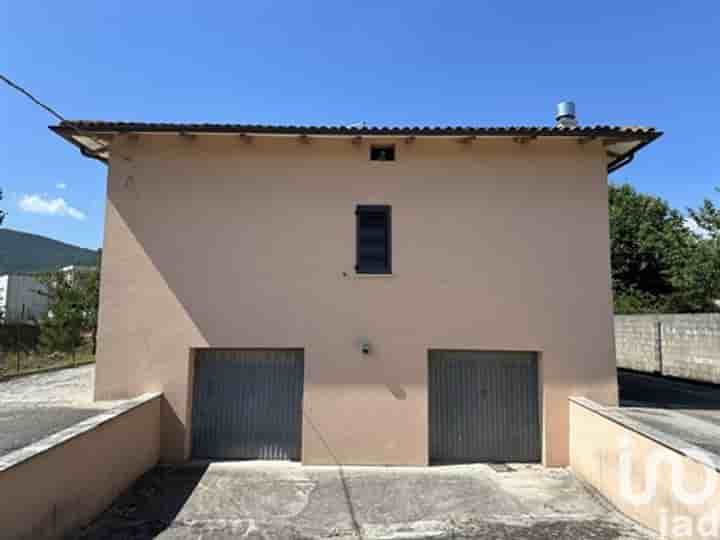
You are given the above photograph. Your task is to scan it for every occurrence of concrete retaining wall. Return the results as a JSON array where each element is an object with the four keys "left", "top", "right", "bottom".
[
  {"left": 615, "top": 314, "right": 720, "bottom": 384},
  {"left": 570, "top": 397, "right": 720, "bottom": 540},
  {"left": 0, "top": 393, "right": 161, "bottom": 540}
]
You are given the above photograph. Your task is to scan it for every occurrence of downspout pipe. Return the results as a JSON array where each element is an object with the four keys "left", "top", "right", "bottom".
[{"left": 608, "top": 153, "right": 634, "bottom": 173}]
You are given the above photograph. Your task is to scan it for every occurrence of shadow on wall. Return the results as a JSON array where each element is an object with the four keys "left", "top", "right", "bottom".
[
  {"left": 386, "top": 384, "right": 407, "bottom": 400},
  {"left": 113, "top": 193, "right": 412, "bottom": 536},
  {"left": 74, "top": 465, "right": 208, "bottom": 539},
  {"left": 109, "top": 163, "right": 424, "bottom": 388}
]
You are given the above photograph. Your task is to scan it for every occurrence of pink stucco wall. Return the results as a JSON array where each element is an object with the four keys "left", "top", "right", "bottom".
[
  {"left": 570, "top": 398, "right": 720, "bottom": 539},
  {"left": 0, "top": 395, "right": 160, "bottom": 540},
  {"left": 95, "top": 134, "right": 618, "bottom": 466}
]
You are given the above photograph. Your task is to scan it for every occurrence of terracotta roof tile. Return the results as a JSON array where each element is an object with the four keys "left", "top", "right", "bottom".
[{"left": 55, "top": 120, "right": 659, "bottom": 138}]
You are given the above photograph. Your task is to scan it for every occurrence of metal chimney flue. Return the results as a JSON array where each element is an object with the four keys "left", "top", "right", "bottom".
[{"left": 556, "top": 101, "right": 577, "bottom": 128}]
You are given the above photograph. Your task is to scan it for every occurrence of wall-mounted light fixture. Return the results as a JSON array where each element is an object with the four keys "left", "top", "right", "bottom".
[{"left": 359, "top": 338, "right": 371, "bottom": 355}]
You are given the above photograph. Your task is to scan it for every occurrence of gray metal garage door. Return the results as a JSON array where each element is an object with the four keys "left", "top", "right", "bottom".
[
  {"left": 429, "top": 350, "right": 541, "bottom": 463},
  {"left": 191, "top": 349, "right": 304, "bottom": 460}
]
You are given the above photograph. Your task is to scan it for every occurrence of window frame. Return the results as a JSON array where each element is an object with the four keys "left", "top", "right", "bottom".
[{"left": 355, "top": 204, "right": 392, "bottom": 275}]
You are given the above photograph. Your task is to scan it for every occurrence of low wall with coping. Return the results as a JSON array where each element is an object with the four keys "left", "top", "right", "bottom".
[
  {"left": 570, "top": 397, "right": 720, "bottom": 540},
  {"left": 615, "top": 314, "right": 720, "bottom": 384},
  {"left": 0, "top": 393, "right": 162, "bottom": 540}
]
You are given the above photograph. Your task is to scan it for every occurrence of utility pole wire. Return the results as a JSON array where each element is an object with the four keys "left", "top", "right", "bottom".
[
  {"left": 0, "top": 73, "right": 112, "bottom": 162},
  {"left": 0, "top": 73, "right": 66, "bottom": 122}
]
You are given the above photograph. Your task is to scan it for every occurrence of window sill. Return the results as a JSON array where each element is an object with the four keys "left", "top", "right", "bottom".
[{"left": 354, "top": 273, "right": 395, "bottom": 278}]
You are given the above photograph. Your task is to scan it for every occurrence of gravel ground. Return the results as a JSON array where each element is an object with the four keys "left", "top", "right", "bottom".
[
  {"left": 0, "top": 365, "right": 115, "bottom": 456},
  {"left": 0, "top": 364, "right": 95, "bottom": 402}
]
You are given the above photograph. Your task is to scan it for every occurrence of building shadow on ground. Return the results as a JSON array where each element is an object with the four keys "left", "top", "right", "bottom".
[{"left": 73, "top": 465, "right": 208, "bottom": 540}]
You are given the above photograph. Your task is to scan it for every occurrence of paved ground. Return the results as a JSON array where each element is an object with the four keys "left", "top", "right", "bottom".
[
  {"left": 618, "top": 369, "right": 720, "bottom": 457},
  {"left": 0, "top": 365, "right": 114, "bottom": 456},
  {"left": 5, "top": 366, "right": 711, "bottom": 538},
  {"left": 76, "top": 462, "right": 657, "bottom": 539},
  {"left": 619, "top": 369, "right": 720, "bottom": 410}
]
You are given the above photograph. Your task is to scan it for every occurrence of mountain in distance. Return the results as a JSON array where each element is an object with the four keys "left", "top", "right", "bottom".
[{"left": 0, "top": 228, "right": 99, "bottom": 274}]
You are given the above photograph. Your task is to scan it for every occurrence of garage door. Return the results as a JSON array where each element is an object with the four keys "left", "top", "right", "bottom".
[
  {"left": 191, "top": 349, "right": 304, "bottom": 460},
  {"left": 429, "top": 350, "right": 541, "bottom": 463}
]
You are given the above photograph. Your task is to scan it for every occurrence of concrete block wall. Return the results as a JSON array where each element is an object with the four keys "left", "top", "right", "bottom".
[
  {"left": 660, "top": 314, "right": 720, "bottom": 384},
  {"left": 614, "top": 315, "right": 661, "bottom": 373},
  {"left": 614, "top": 313, "right": 720, "bottom": 384}
]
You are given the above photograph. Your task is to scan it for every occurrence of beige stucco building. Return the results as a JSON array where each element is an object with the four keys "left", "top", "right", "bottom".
[{"left": 52, "top": 108, "right": 660, "bottom": 467}]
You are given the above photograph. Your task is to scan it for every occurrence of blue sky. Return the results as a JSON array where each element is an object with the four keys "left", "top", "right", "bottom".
[{"left": 2, "top": 1, "right": 719, "bottom": 249}]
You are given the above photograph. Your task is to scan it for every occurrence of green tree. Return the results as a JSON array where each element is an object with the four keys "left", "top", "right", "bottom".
[
  {"left": 0, "top": 188, "right": 5, "bottom": 226},
  {"left": 688, "top": 187, "right": 720, "bottom": 240},
  {"left": 609, "top": 183, "right": 691, "bottom": 311},
  {"left": 37, "top": 271, "right": 86, "bottom": 363},
  {"left": 79, "top": 262, "right": 101, "bottom": 355},
  {"left": 667, "top": 239, "right": 720, "bottom": 312},
  {"left": 676, "top": 187, "right": 720, "bottom": 311},
  {"left": 609, "top": 183, "right": 720, "bottom": 313}
]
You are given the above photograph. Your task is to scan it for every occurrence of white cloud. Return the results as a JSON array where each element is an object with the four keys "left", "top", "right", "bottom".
[
  {"left": 56, "top": 183, "right": 67, "bottom": 190},
  {"left": 684, "top": 217, "right": 710, "bottom": 239},
  {"left": 18, "top": 194, "right": 86, "bottom": 221}
]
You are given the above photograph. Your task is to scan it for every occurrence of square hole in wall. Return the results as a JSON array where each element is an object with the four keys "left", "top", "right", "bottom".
[{"left": 370, "top": 145, "right": 396, "bottom": 161}]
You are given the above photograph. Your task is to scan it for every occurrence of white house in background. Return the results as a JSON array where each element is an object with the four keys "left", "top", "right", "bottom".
[
  {"left": 0, "top": 274, "right": 48, "bottom": 322},
  {"left": 60, "top": 265, "right": 95, "bottom": 284}
]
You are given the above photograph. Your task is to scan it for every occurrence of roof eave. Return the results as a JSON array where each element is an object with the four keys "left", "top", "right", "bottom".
[
  {"left": 49, "top": 123, "right": 662, "bottom": 172},
  {"left": 49, "top": 126, "right": 109, "bottom": 164},
  {"left": 605, "top": 132, "right": 663, "bottom": 173}
]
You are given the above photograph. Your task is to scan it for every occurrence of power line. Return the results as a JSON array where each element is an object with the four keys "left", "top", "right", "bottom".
[
  {"left": 0, "top": 73, "right": 111, "bottom": 162},
  {"left": 0, "top": 73, "right": 66, "bottom": 122}
]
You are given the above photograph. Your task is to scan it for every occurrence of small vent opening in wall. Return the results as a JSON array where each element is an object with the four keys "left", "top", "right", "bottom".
[{"left": 370, "top": 145, "right": 396, "bottom": 161}]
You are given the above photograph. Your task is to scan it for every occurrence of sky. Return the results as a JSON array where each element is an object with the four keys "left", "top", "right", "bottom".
[{"left": 2, "top": 1, "right": 719, "bottom": 249}]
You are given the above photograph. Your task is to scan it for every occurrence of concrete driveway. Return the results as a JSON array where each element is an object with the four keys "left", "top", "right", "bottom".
[
  {"left": 0, "top": 365, "right": 115, "bottom": 456},
  {"left": 76, "top": 462, "right": 657, "bottom": 539}
]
